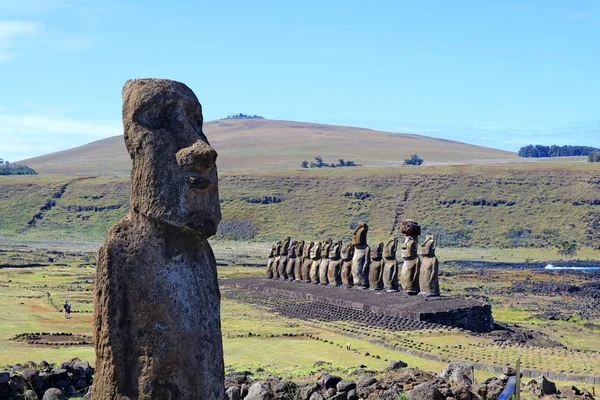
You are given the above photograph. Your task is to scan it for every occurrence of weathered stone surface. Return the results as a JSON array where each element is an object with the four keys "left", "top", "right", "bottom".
[
  {"left": 439, "top": 362, "right": 474, "bottom": 386},
  {"left": 225, "top": 386, "right": 241, "bottom": 400},
  {"left": 368, "top": 241, "right": 384, "bottom": 290},
  {"left": 336, "top": 380, "right": 357, "bottom": 392},
  {"left": 310, "top": 242, "right": 322, "bottom": 284},
  {"left": 93, "top": 79, "right": 224, "bottom": 400},
  {"left": 340, "top": 243, "right": 354, "bottom": 287},
  {"left": 406, "top": 382, "right": 443, "bottom": 400},
  {"left": 356, "top": 376, "right": 377, "bottom": 389},
  {"left": 385, "top": 360, "right": 408, "bottom": 371},
  {"left": 317, "top": 373, "right": 342, "bottom": 389},
  {"left": 319, "top": 239, "right": 332, "bottom": 284},
  {"left": 295, "top": 241, "right": 305, "bottom": 281},
  {"left": 400, "top": 233, "right": 420, "bottom": 295},
  {"left": 301, "top": 242, "right": 314, "bottom": 282},
  {"left": 278, "top": 237, "right": 291, "bottom": 280},
  {"left": 351, "top": 223, "right": 370, "bottom": 288},
  {"left": 419, "top": 234, "right": 440, "bottom": 297},
  {"left": 327, "top": 240, "right": 343, "bottom": 286},
  {"left": 24, "top": 389, "right": 37, "bottom": 400},
  {"left": 42, "top": 388, "right": 65, "bottom": 400},
  {"left": 245, "top": 382, "right": 274, "bottom": 400},
  {"left": 382, "top": 238, "right": 399, "bottom": 291}
]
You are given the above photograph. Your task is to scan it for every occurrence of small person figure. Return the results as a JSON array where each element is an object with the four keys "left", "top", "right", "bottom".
[{"left": 64, "top": 301, "right": 71, "bottom": 319}]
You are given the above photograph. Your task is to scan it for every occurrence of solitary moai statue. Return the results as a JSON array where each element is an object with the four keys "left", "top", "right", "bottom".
[
  {"left": 273, "top": 241, "right": 282, "bottom": 279},
  {"left": 400, "top": 219, "right": 421, "bottom": 295},
  {"left": 327, "top": 240, "right": 343, "bottom": 286},
  {"left": 340, "top": 242, "right": 355, "bottom": 287},
  {"left": 382, "top": 237, "right": 399, "bottom": 292},
  {"left": 301, "top": 242, "right": 314, "bottom": 282},
  {"left": 278, "top": 236, "right": 291, "bottom": 280},
  {"left": 368, "top": 241, "right": 384, "bottom": 290},
  {"left": 93, "top": 79, "right": 224, "bottom": 399},
  {"left": 318, "top": 238, "right": 332, "bottom": 285},
  {"left": 309, "top": 241, "right": 322, "bottom": 284},
  {"left": 285, "top": 240, "right": 298, "bottom": 280},
  {"left": 351, "top": 222, "right": 371, "bottom": 288},
  {"left": 266, "top": 243, "right": 277, "bottom": 279},
  {"left": 294, "top": 241, "right": 305, "bottom": 281},
  {"left": 419, "top": 233, "right": 440, "bottom": 296}
]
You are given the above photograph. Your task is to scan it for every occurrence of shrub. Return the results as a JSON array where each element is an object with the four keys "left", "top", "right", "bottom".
[
  {"left": 403, "top": 154, "right": 424, "bottom": 166},
  {"left": 556, "top": 240, "right": 578, "bottom": 259},
  {"left": 588, "top": 151, "right": 600, "bottom": 162}
]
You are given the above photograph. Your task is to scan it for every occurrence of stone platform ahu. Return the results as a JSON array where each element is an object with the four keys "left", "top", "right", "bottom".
[
  {"left": 230, "top": 278, "right": 494, "bottom": 332},
  {"left": 93, "top": 79, "right": 224, "bottom": 399}
]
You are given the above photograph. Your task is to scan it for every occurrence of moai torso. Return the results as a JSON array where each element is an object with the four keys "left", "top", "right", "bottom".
[
  {"left": 319, "top": 239, "right": 332, "bottom": 284},
  {"left": 341, "top": 242, "right": 355, "bottom": 287},
  {"left": 285, "top": 240, "right": 298, "bottom": 280},
  {"left": 382, "top": 237, "right": 399, "bottom": 291},
  {"left": 400, "top": 235, "right": 420, "bottom": 294},
  {"left": 368, "top": 242, "right": 384, "bottom": 290},
  {"left": 309, "top": 242, "right": 322, "bottom": 283},
  {"left": 302, "top": 242, "right": 314, "bottom": 282},
  {"left": 93, "top": 79, "right": 224, "bottom": 400},
  {"left": 327, "top": 240, "right": 343, "bottom": 286},
  {"left": 351, "top": 222, "right": 370, "bottom": 288},
  {"left": 419, "top": 234, "right": 440, "bottom": 296},
  {"left": 294, "top": 241, "right": 305, "bottom": 281}
]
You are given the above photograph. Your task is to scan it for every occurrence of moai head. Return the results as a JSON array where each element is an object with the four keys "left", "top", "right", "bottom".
[
  {"left": 268, "top": 244, "right": 277, "bottom": 258},
  {"left": 329, "top": 240, "right": 343, "bottom": 259},
  {"left": 370, "top": 241, "right": 384, "bottom": 260},
  {"left": 383, "top": 237, "right": 398, "bottom": 259},
  {"left": 303, "top": 242, "right": 314, "bottom": 258},
  {"left": 341, "top": 242, "right": 354, "bottom": 261},
  {"left": 296, "top": 240, "right": 305, "bottom": 256},
  {"left": 421, "top": 233, "right": 436, "bottom": 257},
  {"left": 321, "top": 238, "right": 332, "bottom": 258},
  {"left": 281, "top": 237, "right": 291, "bottom": 254},
  {"left": 122, "top": 79, "right": 220, "bottom": 238},
  {"left": 310, "top": 242, "right": 322, "bottom": 259},
  {"left": 352, "top": 222, "right": 368, "bottom": 246},
  {"left": 288, "top": 240, "right": 298, "bottom": 257},
  {"left": 274, "top": 241, "right": 282, "bottom": 256}
]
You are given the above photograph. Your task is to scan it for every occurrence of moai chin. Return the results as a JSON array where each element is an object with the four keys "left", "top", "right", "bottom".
[
  {"left": 368, "top": 242, "right": 384, "bottom": 290},
  {"left": 327, "top": 240, "right": 343, "bottom": 286},
  {"left": 419, "top": 233, "right": 440, "bottom": 296},
  {"left": 318, "top": 238, "right": 332, "bottom": 285},
  {"left": 382, "top": 237, "right": 399, "bottom": 292},
  {"left": 340, "top": 242, "right": 355, "bottom": 287},
  {"left": 351, "top": 222, "right": 371, "bottom": 288},
  {"left": 399, "top": 219, "right": 421, "bottom": 295},
  {"left": 93, "top": 79, "right": 224, "bottom": 400},
  {"left": 301, "top": 242, "right": 314, "bottom": 282}
]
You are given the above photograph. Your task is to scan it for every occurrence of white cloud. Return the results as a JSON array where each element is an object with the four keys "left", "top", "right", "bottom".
[
  {"left": 0, "top": 0, "right": 76, "bottom": 15},
  {"left": 0, "top": 113, "right": 121, "bottom": 137},
  {"left": 0, "top": 20, "right": 41, "bottom": 62},
  {"left": 0, "top": 112, "right": 121, "bottom": 161}
]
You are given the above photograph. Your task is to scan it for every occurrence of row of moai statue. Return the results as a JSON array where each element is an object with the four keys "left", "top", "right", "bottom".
[{"left": 265, "top": 220, "right": 440, "bottom": 296}]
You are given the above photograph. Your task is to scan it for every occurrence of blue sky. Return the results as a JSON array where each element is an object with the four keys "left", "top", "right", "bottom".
[{"left": 1, "top": 0, "right": 599, "bottom": 161}]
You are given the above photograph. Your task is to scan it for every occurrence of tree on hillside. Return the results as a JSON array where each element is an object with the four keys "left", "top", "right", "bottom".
[
  {"left": 0, "top": 159, "right": 37, "bottom": 175},
  {"left": 589, "top": 151, "right": 600, "bottom": 162},
  {"left": 301, "top": 160, "right": 309, "bottom": 168},
  {"left": 556, "top": 240, "right": 578, "bottom": 259},
  {"left": 403, "top": 154, "right": 424, "bottom": 166}
]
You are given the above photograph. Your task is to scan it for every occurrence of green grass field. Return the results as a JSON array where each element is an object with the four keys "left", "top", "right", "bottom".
[
  {"left": 1, "top": 248, "right": 599, "bottom": 390},
  {"left": 2, "top": 160, "right": 600, "bottom": 254}
]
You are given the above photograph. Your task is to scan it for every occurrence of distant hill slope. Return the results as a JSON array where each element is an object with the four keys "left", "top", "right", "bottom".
[{"left": 21, "top": 118, "right": 518, "bottom": 175}]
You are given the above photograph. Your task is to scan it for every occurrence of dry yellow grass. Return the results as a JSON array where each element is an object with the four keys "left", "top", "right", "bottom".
[{"left": 21, "top": 118, "right": 520, "bottom": 175}]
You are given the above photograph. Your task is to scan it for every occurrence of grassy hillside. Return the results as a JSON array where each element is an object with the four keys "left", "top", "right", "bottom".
[
  {"left": 1, "top": 161, "right": 599, "bottom": 249},
  {"left": 20, "top": 118, "right": 520, "bottom": 175}
]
